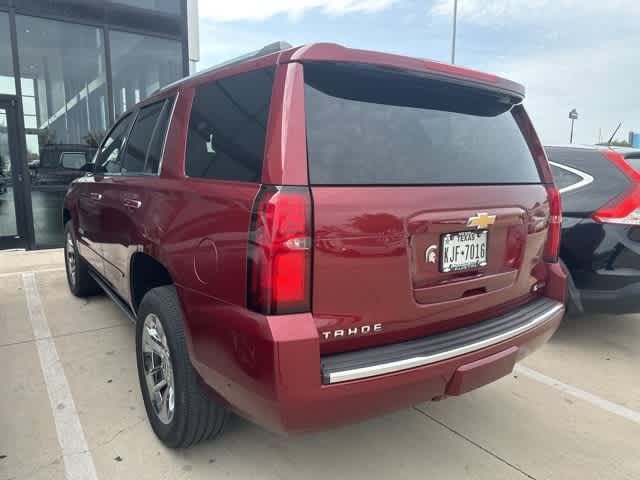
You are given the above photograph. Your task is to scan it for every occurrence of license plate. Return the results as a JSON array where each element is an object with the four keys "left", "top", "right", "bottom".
[{"left": 440, "top": 230, "right": 488, "bottom": 273}]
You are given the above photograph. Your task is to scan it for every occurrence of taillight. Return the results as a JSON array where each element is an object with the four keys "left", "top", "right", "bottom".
[
  {"left": 593, "top": 151, "right": 640, "bottom": 225},
  {"left": 544, "top": 185, "right": 562, "bottom": 263},
  {"left": 247, "top": 185, "right": 312, "bottom": 315}
]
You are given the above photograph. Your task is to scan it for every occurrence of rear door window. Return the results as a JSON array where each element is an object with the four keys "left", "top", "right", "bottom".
[
  {"left": 121, "top": 98, "right": 173, "bottom": 175},
  {"left": 303, "top": 62, "right": 541, "bottom": 185},
  {"left": 185, "top": 67, "right": 275, "bottom": 182},
  {"left": 145, "top": 98, "right": 174, "bottom": 174}
]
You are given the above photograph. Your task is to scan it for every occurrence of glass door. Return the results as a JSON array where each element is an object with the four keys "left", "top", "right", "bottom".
[{"left": 0, "top": 99, "right": 27, "bottom": 249}]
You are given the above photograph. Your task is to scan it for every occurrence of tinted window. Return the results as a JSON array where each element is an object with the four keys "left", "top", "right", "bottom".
[
  {"left": 185, "top": 67, "right": 275, "bottom": 182},
  {"left": 304, "top": 63, "right": 541, "bottom": 185},
  {"left": 121, "top": 99, "right": 172, "bottom": 174},
  {"left": 550, "top": 164, "right": 583, "bottom": 190},
  {"left": 95, "top": 114, "right": 134, "bottom": 174},
  {"left": 146, "top": 98, "right": 174, "bottom": 174}
]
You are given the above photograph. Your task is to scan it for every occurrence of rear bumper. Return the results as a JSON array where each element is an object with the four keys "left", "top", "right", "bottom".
[
  {"left": 579, "top": 282, "right": 640, "bottom": 314},
  {"left": 186, "top": 292, "right": 564, "bottom": 434},
  {"left": 562, "top": 221, "right": 640, "bottom": 313},
  {"left": 274, "top": 298, "right": 563, "bottom": 433},
  {"left": 320, "top": 297, "right": 562, "bottom": 384}
]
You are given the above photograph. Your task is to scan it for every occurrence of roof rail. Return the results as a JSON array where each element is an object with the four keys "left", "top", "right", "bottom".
[{"left": 159, "top": 41, "right": 292, "bottom": 92}]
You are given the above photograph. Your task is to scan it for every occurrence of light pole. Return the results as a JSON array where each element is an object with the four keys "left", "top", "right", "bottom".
[
  {"left": 451, "top": 0, "right": 458, "bottom": 64},
  {"left": 569, "top": 108, "right": 578, "bottom": 144}
]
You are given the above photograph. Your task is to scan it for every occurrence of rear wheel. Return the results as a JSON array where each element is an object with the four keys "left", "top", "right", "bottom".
[
  {"left": 136, "top": 285, "right": 226, "bottom": 448},
  {"left": 64, "top": 222, "right": 100, "bottom": 297}
]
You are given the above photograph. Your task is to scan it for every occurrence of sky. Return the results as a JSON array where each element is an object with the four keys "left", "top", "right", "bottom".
[{"left": 196, "top": 0, "right": 639, "bottom": 145}]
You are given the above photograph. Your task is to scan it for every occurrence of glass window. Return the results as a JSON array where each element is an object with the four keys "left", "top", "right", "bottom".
[
  {"left": 112, "top": 0, "right": 181, "bottom": 15},
  {"left": 185, "top": 68, "right": 275, "bottom": 182},
  {"left": 0, "top": 12, "right": 15, "bottom": 95},
  {"left": 16, "top": 15, "right": 108, "bottom": 245},
  {"left": 96, "top": 114, "right": 134, "bottom": 174},
  {"left": 110, "top": 30, "right": 182, "bottom": 118},
  {"left": 303, "top": 63, "right": 541, "bottom": 185},
  {"left": 145, "top": 98, "right": 174, "bottom": 174},
  {"left": 0, "top": 106, "right": 18, "bottom": 240},
  {"left": 550, "top": 164, "right": 583, "bottom": 191},
  {"left": 122, "top": 102, "right": 163, "bottom": 174}
]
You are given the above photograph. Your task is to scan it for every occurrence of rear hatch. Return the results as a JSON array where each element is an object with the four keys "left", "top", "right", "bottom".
[{"left": 302, "top": 62, "right": 552, "bottom": 354}]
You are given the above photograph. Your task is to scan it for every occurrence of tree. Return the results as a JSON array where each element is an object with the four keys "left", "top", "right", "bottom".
[{"left": 596, "top": 140, "right": 631, "bottom": 147}]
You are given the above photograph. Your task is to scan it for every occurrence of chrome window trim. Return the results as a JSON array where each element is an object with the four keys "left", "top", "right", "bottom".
[
  {"left": 549, "top": 161, "right": 594, "bottom": 194},
  {"left": 324, "top": 301, "right": 564, "bottom": 384}
]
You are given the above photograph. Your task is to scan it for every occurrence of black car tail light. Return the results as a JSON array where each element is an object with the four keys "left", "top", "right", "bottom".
[{"left": 593, "top": 151, "right": 640, "bottom": 226}]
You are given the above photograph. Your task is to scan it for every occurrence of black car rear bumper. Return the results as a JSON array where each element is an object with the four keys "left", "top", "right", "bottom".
[
  {"left": 579, "top": 282, "right": 640, "bottom": 314},
  {"left": 562, "top": 221, "right": 640, "bottom": 314}
]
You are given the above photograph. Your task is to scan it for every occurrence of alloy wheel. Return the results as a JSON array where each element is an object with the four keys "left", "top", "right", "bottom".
[
  {"left": 65, "top": 232, "right": 77, "bottom": 287},
  {"left": 141, "top": 313, "right": 175, "bottom": 425}
]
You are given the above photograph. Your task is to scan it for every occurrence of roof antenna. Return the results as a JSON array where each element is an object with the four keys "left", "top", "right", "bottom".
[{"left": 607, "top": 122, "right": 623, "bottom": 146}]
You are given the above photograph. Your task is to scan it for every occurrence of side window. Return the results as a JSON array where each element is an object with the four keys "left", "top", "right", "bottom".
[
  {"left": 121, "top": 99, "right": 170, "bottom": 174},
  {"left": 145, "top": 97, "right": 174, "bottom": 174},
  {"left": 550, "top": 164, "right": 584, "bottom": 191},
  {"left": 95, "top": 114, "right": 134, "bottom": 174},
  {"left": 185, "top": 67, "right": 275, "bottom": 182}
]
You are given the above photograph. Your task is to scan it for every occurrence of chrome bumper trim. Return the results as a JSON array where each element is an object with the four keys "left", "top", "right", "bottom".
[{"left": 324, "top": 300, "right": 564, "bottom": 384}]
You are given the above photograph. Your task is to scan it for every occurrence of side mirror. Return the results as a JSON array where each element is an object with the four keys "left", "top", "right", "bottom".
[{"left": 60, "top": 152, "right": 89, "bottom": 170}]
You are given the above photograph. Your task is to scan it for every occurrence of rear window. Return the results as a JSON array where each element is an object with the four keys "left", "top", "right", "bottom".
[
  {"left": 550, "top": 164, "right": 583, "bottom": 191},
  {"left": 303, "top": 63, "right": 541, "bottom": 185}
]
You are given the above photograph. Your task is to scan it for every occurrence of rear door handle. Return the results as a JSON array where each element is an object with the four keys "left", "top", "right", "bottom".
[
  {"left": 88, "top": 192, "right": 102, "bottom": 200},
  {"left": 123, "top": 198, "right": 142, "bottom": 209}
]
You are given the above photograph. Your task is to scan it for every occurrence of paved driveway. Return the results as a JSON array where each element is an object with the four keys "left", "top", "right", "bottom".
[{"left": 1, "top": 249, "right": 639, "bottom": 480}]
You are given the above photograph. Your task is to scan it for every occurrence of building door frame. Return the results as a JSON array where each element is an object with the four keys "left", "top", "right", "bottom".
[{"left": 0, "top": 94, "right": 32, "bottom": 250}]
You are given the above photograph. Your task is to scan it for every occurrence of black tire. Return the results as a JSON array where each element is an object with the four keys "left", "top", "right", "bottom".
[
  {"left": 136, "top": 285, "right": 226, "bottom": 448},
  {"left": 64, "top": 222, "right": 100, "bottom": 297}
]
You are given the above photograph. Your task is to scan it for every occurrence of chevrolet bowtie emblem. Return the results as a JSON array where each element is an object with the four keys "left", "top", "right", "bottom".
[{"left": 467, "top": 213, "right": 496, "bottom": 230}]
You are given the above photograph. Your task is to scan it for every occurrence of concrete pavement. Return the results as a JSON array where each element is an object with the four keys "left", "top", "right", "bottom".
[{"left": 1, "top": 249, "right": 639, "bottom": 480}]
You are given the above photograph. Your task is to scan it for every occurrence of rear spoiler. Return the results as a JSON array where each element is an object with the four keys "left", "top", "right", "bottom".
[{"left": 279, "top": 43, "right": 525, "bottom": 101}]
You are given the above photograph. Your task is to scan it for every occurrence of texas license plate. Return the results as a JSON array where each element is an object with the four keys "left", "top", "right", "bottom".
[{"left": 440, "top": 230, "right": 488, "bottom": 273}]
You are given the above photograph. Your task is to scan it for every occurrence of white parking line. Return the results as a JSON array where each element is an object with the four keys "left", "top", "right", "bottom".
[
  {"left": 22, "top": 272, "right": 99, "bottom": 480},
  {"left": 515, "top": 364, "right": 640, "bottom": 425},
  {"left": 0, "top": 267, "right": 65, "bottom": 278}
]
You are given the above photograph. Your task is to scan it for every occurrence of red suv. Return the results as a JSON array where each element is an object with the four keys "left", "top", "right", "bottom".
[{"left": 63, "top": 42, "right": 567, "bottom": 448}]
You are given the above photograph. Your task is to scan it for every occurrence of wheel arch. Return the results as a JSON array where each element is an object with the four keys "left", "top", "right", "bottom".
[{"left": 129, "top": 252, "right": 176, "bottom": 314}]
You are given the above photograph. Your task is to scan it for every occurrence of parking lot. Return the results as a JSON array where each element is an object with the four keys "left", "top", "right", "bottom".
[{"left": 1, "top": 248, "right": 639, "bottom": 480}]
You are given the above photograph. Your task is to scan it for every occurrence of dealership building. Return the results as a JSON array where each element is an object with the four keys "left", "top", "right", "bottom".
[{"left": 0, "top": 0, "right": 198, "bottom": 249}]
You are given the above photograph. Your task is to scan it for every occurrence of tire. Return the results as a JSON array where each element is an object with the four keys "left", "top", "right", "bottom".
[
  {"left": 136, "top": 285, "right": 226, "bottom": 448},
  {"left": 64, "top": 222, "right": 101, "bottom": 297}
]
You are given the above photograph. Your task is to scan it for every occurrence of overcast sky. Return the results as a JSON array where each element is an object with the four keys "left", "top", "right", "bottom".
[{"left": 197, "top": 0, "right": 639, "bottom": 145}]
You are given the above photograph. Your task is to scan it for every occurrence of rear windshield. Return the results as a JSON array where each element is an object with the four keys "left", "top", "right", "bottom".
[{"left": 303, "top": 63, "right": 541, "bottom": 185}]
